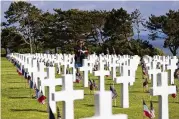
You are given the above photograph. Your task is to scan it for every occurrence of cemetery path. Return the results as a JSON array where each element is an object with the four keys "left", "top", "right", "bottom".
[{"left": 1, "top": 57, "right": 179, "bottom": 119}]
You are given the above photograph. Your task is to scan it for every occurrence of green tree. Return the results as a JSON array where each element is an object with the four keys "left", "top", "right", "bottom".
[
  {"left": 153, "top": 48, "right": 165, "bottom": 56},
  {"left": 104, "top": 8, "right": 133, "bottom": 40},
  {"left": 145, "top": 9, "right": 179, "bottom": 56},
  {"left": 87, "top": 10, "right": 109, "bottom": 44},
  {"left": 103, "top": 8, "right": 133, "bottom": 54},
  {"left": 4, "top": 1, "right": 42, "bottom": 53},
  {"left": 131, "top": 9, "right": 146, "bottom": 40},
  {"left": 1, "top": 26, "right": 24, "bottom": 55}
]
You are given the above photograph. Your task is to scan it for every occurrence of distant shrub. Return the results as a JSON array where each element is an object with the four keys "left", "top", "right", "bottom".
[
  {"left": 18, "top": 48, "right": 30, "bottom": 53},
  {"left": 1, "top": 48, "right": 6, "bottom": 55},
  {"left": 153, "top": 48, "right": 165, "bottom": 56}
]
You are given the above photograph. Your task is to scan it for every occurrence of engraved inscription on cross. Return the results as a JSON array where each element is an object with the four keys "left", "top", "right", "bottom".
[
  {"left": 52, "top": 74, "right": 84, "bottom": 119},
  {"left": 81, "top": 91, "right": 127, "bottom": 119},
  {"left": 94, "top": 56, "right": 110, "bottom": 91},
  {"left": 150, "top": 72, "right": 176, "bottom": 119}
]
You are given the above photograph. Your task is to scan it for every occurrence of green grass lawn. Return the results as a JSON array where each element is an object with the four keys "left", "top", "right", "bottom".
[{"left": 1, "top": 57, "right": 179, "bottom": 119}]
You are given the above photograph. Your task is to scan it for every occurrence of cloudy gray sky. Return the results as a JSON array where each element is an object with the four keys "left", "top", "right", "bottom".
[{"left": 1, "top": 1, "right": 179, "bottom": 55}]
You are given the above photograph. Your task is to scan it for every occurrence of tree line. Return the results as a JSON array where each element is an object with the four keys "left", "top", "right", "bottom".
[{"left": 1, "top": 1, "right": 179, "bottom": 56}]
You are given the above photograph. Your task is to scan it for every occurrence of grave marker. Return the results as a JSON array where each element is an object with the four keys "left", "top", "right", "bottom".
[
  {"left": 167, "top": 59, "right": 178, "bottom": 84},
  {"left": 94, "top": 56, "right": 110, "bottom": 91},
  {"left": 115, "top": 65, "right": 134, "bottom": 108},
  {"left": 41, "top": 67, "right": 62, "bottom": 113},
  {"left": 52, "top": 74, "right": 84, "bottom": 119},
  {"left": 81, "top": 91, "right": 127, "bottom": 119},
  {"left": 80, "top": 59, "right": 91, "bottom": 87},
  {"left": 150, "top": 72, "right": 176, "bottom": 119}
]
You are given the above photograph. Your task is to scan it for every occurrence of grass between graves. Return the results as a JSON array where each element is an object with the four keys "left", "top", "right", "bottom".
[{"left": 1, "top": 57, "right": 179, "bottom": 119}]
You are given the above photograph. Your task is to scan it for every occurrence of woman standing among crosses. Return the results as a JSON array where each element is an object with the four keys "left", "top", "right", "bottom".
[{"left": 74, "top": 39, "right": 88, "bottom": 82}]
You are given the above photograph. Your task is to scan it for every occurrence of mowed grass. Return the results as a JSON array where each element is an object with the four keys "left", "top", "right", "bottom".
[{"left": 1, "top": 57, "right": 179, "bottom": 119}]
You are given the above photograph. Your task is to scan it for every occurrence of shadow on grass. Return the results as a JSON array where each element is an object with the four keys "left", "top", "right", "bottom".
[
  {"left": 1, "top": 54, "right": 6, "bottom": 57},
  {"left": 169, "top": 101, "right": 179, "bottom": 104},
  {"left": 112, "top": 105, "right": 119, "bottom": 108},
  {"left": 150, "top": 100, "right": 179, "bottom": 104},
  {"left": 150, "top": 100, "right": 158, "bottom": 103},
  {"left": 130, "top": 90, "right": 144, "bottom": 94},
  {"left": 105, "top": 78, "right": 112, "bottom": 81},
  {"left": 84, "top": 104, "right": 94, "bottom": 107},
  {"left": 9, "top": 96, "right": 30, "bottom": 99},
  {"left": 8, "top": 82, "right": 24, "bottom": 83},
  {"left": 74, "top": 85, "right": 83, "bottom": 88},
  {"left": 84, "top": 93, "right": 94, "bottom": 96},
  {"left": 106, "top": 83, "right": 117, "bottom": 86},
  {"left": 11, "top": 109, "right": 47, "bottom": 113},
  {"left": 9, "top": 87, "right": 22, "bottom": 89}
]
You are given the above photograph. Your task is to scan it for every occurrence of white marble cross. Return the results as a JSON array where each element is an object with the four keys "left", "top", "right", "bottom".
[
  {"left": 150, "top": 72, "right": 176, "bottom": 119},
  {"left": 52, "top": 74, "right": 84, "bottom": 119},
  {"left": 26, "top": 57, "right": 33, "bottom": 76},
  {"left": 147, "top": 60, "right": 157, "bottom": 80},
  {"left": 81, "top": 91, "right": 127, "bottom": 119},
  {"left": 32, "top": 61, "right": 47, "bottom": 89},
  {"left": 28, "top": 59, "right": 38, "bottom": 87},
  {"left": 61, "top": 55, "right": 69, "bottom": 76},
  {"left": 127, "top": 59, "right": 137, "bottom": 81},
  {"left": 167, "top": 59, "right": 178, "bottom": 84},
  {"left": 94, "top": 56, "right": 110, "bottom": 91},
  {"left": 41, "top": 67, "right": 62, "bottom": 113},
  {"left": 29, "top": 59, "right": 37, "bottom": 84},
  {"left": 87, "top": 57, "right": 94, "bottom": 74},
  {"left": 160, "top": 59, "right": 167, "bottom": 72},
  {"left": 110, "top": 57, "right": 118, "bottom": 81},
  {"left": 68, "top": 57, "right": 76, "bottom": 82},
  {"left": 80, "top": 59, "right": 91, "bottom": 87},
  {"left": 115, "top": 65, "right": 134, "bottom": 108},
  {"left": 56, "top": 63, "right": 61, "bottom": 74},
  {"left": 148, "top": 61, "right": 161, "bottom": 87}
]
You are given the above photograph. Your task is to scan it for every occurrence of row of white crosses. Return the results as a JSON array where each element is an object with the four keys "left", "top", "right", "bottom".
[
  {"left": 9, "top": 53, "right": 60, "bottom": 113},
  {"left": 12, "top": 53, "right": 138, "bottom": 92},
  {"left": 143, "top": 55, "right": 177, "bottom": 119},
  {"left": 148, "top": 60, "right": 161, "bottom": 87},
  {"left": 167, "top": 57, "right": 178, "bottom": 84},
  {"left": 11, "top": 53, "right": 128, "bottom": 119},
  {"left": 12, "top": 52, "right": 138, "bottom": 81},
  {"left": 44, "top": 54, "right": 130, "bottom": 119},
  {"left": 144, "top": 55, "right": 179, "bottom": 84},
  {"left": 83, "top": 55, "right": 128, "bottom": 119},
  {"left": 10, "top": 53, "right": 178, "bottom": 119}
]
